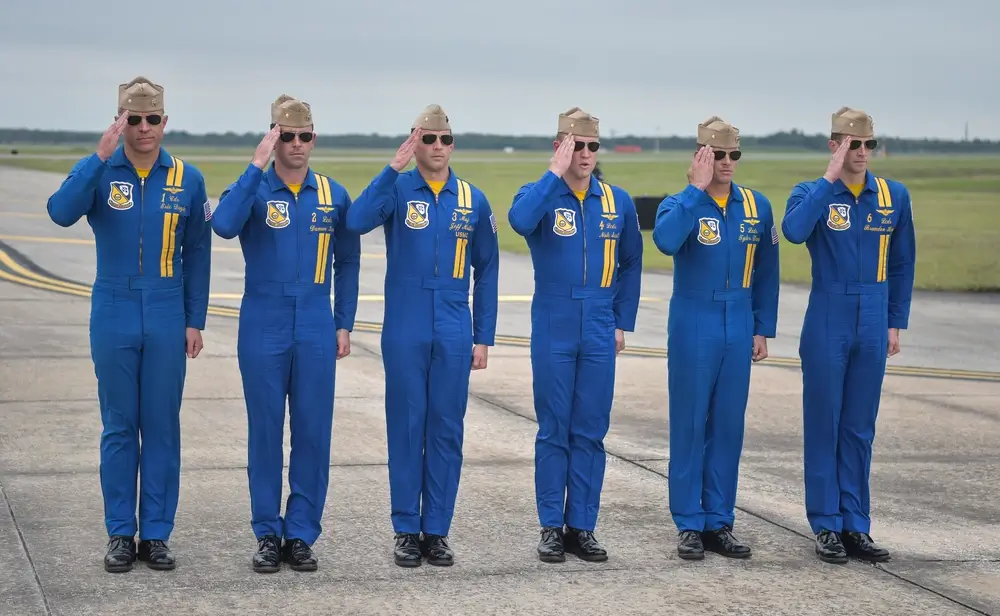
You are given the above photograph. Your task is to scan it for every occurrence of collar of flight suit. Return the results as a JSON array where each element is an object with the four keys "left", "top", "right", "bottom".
[
  {"left": 107, "top": 144, "right": 175, "bottom": 172},
  {"left": 695, "top": 181, "right": 747, "bottom": 206},
  {"left": 409, "top": 167, "right": 460, "bottom": 196},
  {"left": 554, "top": 173, "right": 608, "bottom": 200},
  {"left": 264, "top": 163, "right": 319, "bottom": 194},
  {"left": 830, "top": 170, "right": 879, "bottom": 196}
]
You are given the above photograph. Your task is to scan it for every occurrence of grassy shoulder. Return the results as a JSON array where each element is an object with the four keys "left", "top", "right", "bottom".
[{"left": 3, "top": 152, "right": 998, "bottom": 292}]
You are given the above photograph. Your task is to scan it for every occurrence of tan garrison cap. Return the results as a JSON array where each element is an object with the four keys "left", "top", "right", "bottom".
[
  {"left": 273, "top": 99, "right": 313, "bottom": 129},
  {"left": 558, "top": 107, "right": 599, "bottom": 138},
  {"left": 832, "top": 106, "right": 875, "bottom": 137},
  {"left": 412, "top": 104, "right": 451, "bottom": 131},
  {"left": 697, "top": 116, "right": 740, "bottom": 149},
  {"left": 117, "top": 76, "right": 164, "bottom": 113},
  {"left": 270, "top": 94, "right": 296, "bottom": 122}
]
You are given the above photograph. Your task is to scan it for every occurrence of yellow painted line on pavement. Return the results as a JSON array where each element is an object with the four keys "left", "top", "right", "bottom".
[
  {"left": 1, "top": 243, "right": 999, "bottom": 382},
  {"left": 208, "top": 292, "right": 661, "bottom": 302},
  {"left": 0, "top": 234, "right": 385, "bottom": 258}
]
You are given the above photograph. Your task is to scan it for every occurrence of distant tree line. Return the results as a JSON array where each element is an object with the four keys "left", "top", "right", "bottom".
[{"left": 1, "top": 127, "right": 998, "bottom": 154}]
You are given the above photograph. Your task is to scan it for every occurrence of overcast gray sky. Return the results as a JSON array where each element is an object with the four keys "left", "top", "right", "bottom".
[{"left": 2, "top": 0, "right": 996, "bottom": 140}]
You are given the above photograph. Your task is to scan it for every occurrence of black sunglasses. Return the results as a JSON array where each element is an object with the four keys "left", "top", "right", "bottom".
[
  {"left": 574, "top": 141, "right": 600, "bottom": 152},
  {"left": 268, "top": 124, "right": 314, "bottom": 142},
  {"left": 127, "top": 114, "right": 161, "bottom": 126},
  {"left": 421, "top": 133, "right": 454, "bottom": 146},
  {"left": 849, "top": 139, "right": 878, "bottom": 150},
  {"left": 713, "top": 150, "right": 741, "bottom": 161}
]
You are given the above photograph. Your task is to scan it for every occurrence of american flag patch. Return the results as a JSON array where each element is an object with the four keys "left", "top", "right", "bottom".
[
  {"left": 490, "top": 213, "right": 497, "bottom": 233},
  {"left": 203, "top": 199, "right": 213, "bottom": 221},
  {"left": 771, "top": 224, "right": 779, "bottom": 245}
]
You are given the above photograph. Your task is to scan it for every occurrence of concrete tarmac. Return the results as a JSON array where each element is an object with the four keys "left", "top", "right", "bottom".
[{"left": 1, "top": 165, "right": 998, "bottom": 615}]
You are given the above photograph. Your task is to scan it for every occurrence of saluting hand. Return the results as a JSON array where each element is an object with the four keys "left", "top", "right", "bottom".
[
  {"left": 688, "top": 145, "right": 714, "bottom": 191},
  {"left": 548, "top": 133, "right": 575, "bottom": 177},
  {"left": 390, "top": 129, "right": 421, "bottom": 171},
  {"left": 823, "top": 137, "right": 852, "bottom": 184},
  {"left": 97, "top": 114, "right": 128, "bottom": 162},
  {"left": 252, "top": 124, "right": 281, "bottom": 169}
]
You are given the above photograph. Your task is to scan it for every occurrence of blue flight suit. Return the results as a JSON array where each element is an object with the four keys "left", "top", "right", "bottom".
[
  {"left": 781, "top": 172, "right": 915, "bottom": 536},
  {"left": 345, "top": 165, "right": 499, "bottom": 537},
  {"left": 46, "top": 145, "right": 212, "bottom": 541},
  {"left": 652, "top": 183, "right": 780, "bottom": 532},
  {"left": 211, "top": 163, "right": 361, "bottom": 545},
  {"left": 508, "top": 171, "right": 643, "bottom": 532}
]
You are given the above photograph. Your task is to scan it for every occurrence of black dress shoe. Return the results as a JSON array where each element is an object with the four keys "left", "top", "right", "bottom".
[
  {"left": 137, "top": 539, "right": 175, "bottom": 570},
  {"left": 394, "top": 532, "right": 422, "bottom": 567},
  {"left": 420, "top": 534, "right": 454, "bottom": 566},
  {"left": 537, "top": 526, "right": 565, "bottom": 563},
  {"left": 253, "top": 535, "right": 281, "bottom": 573},
  {"left": 815, "top": 530, "right": 848, "bottom": 564},
  {"left": 702, "top": 527, "right": 752, "bottom": 559},
  {"left": 564, "top": 527, "right": 608, "bottom": 562},
  {"left": 842, "top": 531, "right": 890, "bottom": 562},
  {"left": 104, "top": 535, "right": 137, "bottom": 573},
  {"left": 677, "top": 530, "right": 704, "bottom": 560},
  {"left": 281, "top": 538, "right": 318, "bottom": 571}
]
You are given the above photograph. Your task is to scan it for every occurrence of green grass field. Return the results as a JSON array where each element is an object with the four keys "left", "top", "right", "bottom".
[{"left": 2, "top": 146, "right": 998, "bottom": 292}]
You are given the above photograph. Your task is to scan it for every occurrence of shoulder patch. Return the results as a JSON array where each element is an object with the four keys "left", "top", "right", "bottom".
[
  {"left": 203, "top": 199, "right": 213, "bottom": 221},
  {"left": 490, "top": 212, "right": 497, "bottom": 234}
]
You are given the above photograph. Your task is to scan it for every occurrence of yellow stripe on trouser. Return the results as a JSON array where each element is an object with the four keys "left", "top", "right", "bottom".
[
  {"left": 160, "top": 213, "right": 179, "bottom": 277},
  {"left": 453, "top": 179, "right": 471, "bottom": 279},
  {"left": 875, "top": 176, "right": 893, "bottom": 282},
  {"left": 738, "top": 187, "right": 758, "bottom": 287},
  {"left": 313, "top": 174, "right": 334, "bottom": 284}
]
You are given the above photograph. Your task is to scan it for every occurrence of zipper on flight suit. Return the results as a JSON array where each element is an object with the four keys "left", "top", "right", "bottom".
[
  {"left": 855, "top": 193, "right": 861, "bottom": 279},
  {"left": 722, "top": 199, "right": 729, "bottom": 288},
  {"left": 580, "top": 195, "right": 587, "bottom": 285},
  {"left": 434, "top": 191, "right": 440, "bottom": 277},
  {"left": 293, "top": 191, "right": 300, "bottom": 282},
  {"left": 138, "top": 176, "right": 145, "bottom": 275}
]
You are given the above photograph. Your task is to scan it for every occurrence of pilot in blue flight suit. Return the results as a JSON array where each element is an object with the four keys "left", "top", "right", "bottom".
[
  {"left": 508, "top": 107, "right": 643, "bottom": 564},
  {"left": 652, "top": 116, "right": 780, "bottom": 561},
  {"left": 46, "top": 76, "right": 212, "bottom": 573},
  {"left": 345, "top": 104, "right": 499, "bottom": 568},
  {"left": 211, "top": 97, "right": 361, "bottom": 573},
  {"left": 781, "top": 107, "right": 915, "bottom": 564}
]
